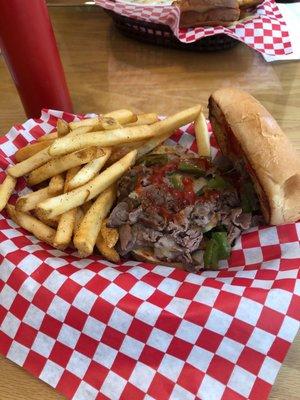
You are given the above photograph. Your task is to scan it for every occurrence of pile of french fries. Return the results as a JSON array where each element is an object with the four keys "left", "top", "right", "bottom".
[{"left": 0, "top": 105, "right": 210, "bottom": 263}]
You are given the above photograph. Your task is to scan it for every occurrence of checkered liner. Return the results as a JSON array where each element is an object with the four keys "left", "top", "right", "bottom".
[
  {"left": 0, "top": 109, "right": 299, "bottom": 400},
  {"left": 95, "top": 0, "right": 292, "bottom": 56}
]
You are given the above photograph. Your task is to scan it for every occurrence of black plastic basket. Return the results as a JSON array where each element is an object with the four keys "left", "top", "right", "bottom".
[{"left": 107, "top": 10, "right": 239, "bottom": 52}]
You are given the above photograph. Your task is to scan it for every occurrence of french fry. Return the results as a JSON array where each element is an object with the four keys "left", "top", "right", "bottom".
[
  {"left": 74, "top": 207, "right": 84, "bottom": 235},
  {"left": 96, "top": 231, "right": 120, "bottom": 263},
  {"left": 91, "top": 117, "right": 123, "bottom": 132},
  {"left": 69, "top": 116, "right": 98, "bottom": 130},
  {"left": 37, "top": 131, "right": 58, "bottom": 141},
  {"left": 81, "top": 200, "right": 93, "bottom": 214},
  {"left": 53, "top": 168, "right": 78, "bottom": 249},
  {"left": 150, "top": 105, "right": 202, "bottom": 137},
  {"left": 49, "top": 105, "right": 201, "bottom": 158},
  {"left": 15, "top": 140, "right": 55, "bottom": 163},
  {"left": 49, "top": 125, "right": 154, "bottom": 157},
  {"left": 125, "top": 113, "right": 159, "bottom": 127},
  {"left": 37, "top": 125, "right": 93, "bottom": 143},
  {"left": 66, "top": 125, "right": 93, "bottom": 138},
  {"left": 136, "top": 130, "right": 173, "bottom": 159},
  {"left": 16, "top": 187, "right": 52, "bottom": 212},
  {"left": 53, "top": 208, "right": 77, "bottom": 249},
  {"left": 69, "top": 109, "right": 136, "bottom": 130},
  {"left": 6, "top": 204, "right": 56, "bottom": 246},
  {"left": 34, "top": 208, "right": 59, "bottom": 228},
  {"left": 37, "top": 150, "right": 137, "bottom": 218},
  {"left": 65, "top": 167, "right": 81, "bottom": 190},
  {"left": 49, "top": 174, "right": 65, "bottom": 195},
  {"left": 108, "top": 141, "right": 145, "bottom": 165},
  {"left": 194, "top": 111, "right": 210, "bottom": 157},
  {"left": 0, "top": 175, "right": 16, "bottom": 212},
  {"left": 74, "top": 186, "right": 116, "bottom": 257},
  {"left": 135, "top": 106, "right": 201, "bottom": 159},
  {"left": 28, "top": 147, "right": 104, "bottom": 186},
  {"left": 66, "top": 148, "right": 112, "bottom": 191},
  {"left": 7, "top": 147, "right": 53, "bottom": 178},
  {"left": 105, "top": 109, "right": 137, "bottom": 125},
  {"left": 57, "top": 119, "right": 70, "bottom": 137},
  {"left": 100, "top": 219, "right": 119, "bottom": 248}
]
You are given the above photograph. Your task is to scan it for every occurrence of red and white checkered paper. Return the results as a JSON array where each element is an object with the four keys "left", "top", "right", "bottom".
[
  {"left": 0, "top": 109, "right": 300, "bottom": 400},
  {"left": 95, "top": 0, "right": 292, "bottom": 56}
]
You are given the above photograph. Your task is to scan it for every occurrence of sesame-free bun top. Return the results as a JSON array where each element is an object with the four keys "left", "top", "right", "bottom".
[{"left": 209, "top": 87, "right": 300, "bottom": 225}]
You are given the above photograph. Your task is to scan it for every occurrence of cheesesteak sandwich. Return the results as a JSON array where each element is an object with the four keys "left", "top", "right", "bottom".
[{"left": 107, "top": 88, "right": 300, "bottom": 272}]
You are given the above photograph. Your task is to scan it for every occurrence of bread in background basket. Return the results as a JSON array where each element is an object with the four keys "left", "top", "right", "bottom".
[{"left": 117, "top": 0, "right": 263, "bottom": 28}]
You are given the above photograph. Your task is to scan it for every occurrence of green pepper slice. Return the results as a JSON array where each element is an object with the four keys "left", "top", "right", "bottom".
[
  {"left": 178, "top": 162, "right": 205, "bottom": 176},
  {"left": 211, "top": 231, "right": 230, "bottom": 259},
  {"left": 206, "top": 175, "right": 229, "bottom": 190},
  {"left": 203, "top": 238, "right": 220, "bottom": 269},
  {"left": 169, "top": 174, "right": 183, "bottom": 190},
  {"left": 139, "top": 154, "right": 169, "bottom": 167},
  {"left": 241, "top": 181, "right": 258, "bottom": 213}
]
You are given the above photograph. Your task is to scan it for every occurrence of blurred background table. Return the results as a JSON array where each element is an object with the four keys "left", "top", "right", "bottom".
[{"left": 0, "top": 2, "right": 299, "bottom": 400}]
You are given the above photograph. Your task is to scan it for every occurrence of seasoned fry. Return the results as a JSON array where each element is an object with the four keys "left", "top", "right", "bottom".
[
  {"left": 53, "top": 168, "right": 78, "bottom": 249},
  {"left": 34, "top": 208, "right": 59, "bottom": 228},
  {"left": 49, "top": 174, "right": 65, "bottom": 195},
  {"left": 54, "top": 208, "right": 77, "bottom": 249},
  {"left": 81, "top": 200, "right": 93, "bottom": 214},
  {"left": 0, "top": 175, "right": 16, "bottom": 212},
  {"left": 64, "top": 167, "right": 81, "bottom": 190},
  {"left": 91, "top": 117, "right": 123, "bottom": 132},
  {"left": 195, "top": 112, "right": 210, "bottom": 157},
  {"left": 57, "top": 119, "right": 70, "bottom": 137},
  {"left": 105, "top": 109, "right": 137, "bottom": 125},
  {"left": 66, "top": 148, "right": 112, "bottom": 191},
  {"left": 136, "top": 130, "right": 173, "bottom": 159},
  {"left": 69, "top": 116, "right": 99, "bottom": 130},
  {"left": 74, "top": 186, "right": 116, "bottom": 256},
  {"left": 38, "top": 125, "right": 93, "bottom": 142},
  {"left": 74, "top": 207, "right": 84, "bottom": 235},
  {"left": 100, "top": 218, "right": 119, "bottom": 248},
  {"left": 7, "top": 147, "right": 52, "bottom": 178},
  {"left": 125, "top": 113, "right": 159, "bottom": 127},
  {"left": 16, "top": 187, "right": 52, "bottom": 212},
  {"left": 69, "top": 109, "right": 136, "bottom": 130},
  {"left": 151, "top": 105, "right": 202, "bottom": 137},
  {"left": 37, "top": 150, "right": 137, "bottom": 218},
  {"left": 108, "top": 141, "right": 145, "bottom": 165},
  {"left": 49, "top": 106, "right": 201, "bottom": 158},
  {"left": 49, "top": 125, "right": 154, "bottom": 157},
  {"left": 135, "top": 106, "right": 200, "bottom": 158},
  {"left": 66, "top": 125, "right": 93, "bottom": 138},
  {"left": 37, "top": 131, "right": 58, "bottom": 141},
  {"left": 96, "top": 232, "right": 120, "bottom": 263},
  {"left": 6, "top": 204, "right": 56, "bottom": 246},
  {"left": 15, "top": 140, "right": 54, "bottom": 163},
  {"left": 28, "top": 147, "right": 104, "bottom": 186}
]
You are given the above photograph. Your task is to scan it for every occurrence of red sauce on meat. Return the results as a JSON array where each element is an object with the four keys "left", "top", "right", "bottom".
[{"left": 135, "top": 157, "right": 217, "bottom": 219}]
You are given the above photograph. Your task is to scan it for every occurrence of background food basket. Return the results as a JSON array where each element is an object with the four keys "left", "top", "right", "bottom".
[{"left": 107, "top": 10, "right": 239, "bottom": 51}]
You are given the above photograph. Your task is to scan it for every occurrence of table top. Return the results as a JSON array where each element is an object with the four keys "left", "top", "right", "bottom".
[{"left": 0, "top": 4, "right": 299, "bottom": 400}]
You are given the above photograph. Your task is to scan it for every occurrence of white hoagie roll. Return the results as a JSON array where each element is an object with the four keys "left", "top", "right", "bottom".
[{"left": 208, "top": 87, "right": 300, "bottom": 225}]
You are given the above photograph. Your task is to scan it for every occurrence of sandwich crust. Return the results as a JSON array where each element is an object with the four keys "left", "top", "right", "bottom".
[
  {"left": 209, "top": 87, "right": 300, "bottom": 225},
  {"left": 176, "top": 0, "right": 240, "bottom": 27}
]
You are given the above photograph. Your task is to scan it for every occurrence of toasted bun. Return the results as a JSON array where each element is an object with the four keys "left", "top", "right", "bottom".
[
  {"left": 209, "top": 87, "right": 300, "bottom": 225},
  {"left": 132, "top": 248, "right": 186, "bottom": 270},
  {"left": 175, "top": 0, "right": 240, "bottom": 28}
]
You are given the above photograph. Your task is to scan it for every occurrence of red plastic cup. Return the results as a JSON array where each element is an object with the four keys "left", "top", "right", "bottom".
[{"left": 0, "top": 0, "right": 73, "bottom": 118}]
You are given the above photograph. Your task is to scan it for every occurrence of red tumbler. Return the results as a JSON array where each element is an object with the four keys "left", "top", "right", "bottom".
[{"left": 0, "top": 0, "right": 73, "bottom": 118}]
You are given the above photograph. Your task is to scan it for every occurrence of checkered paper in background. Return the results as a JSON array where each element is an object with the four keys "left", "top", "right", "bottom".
[
  {"left": 95, "top": 0, "right": 292, "bottom": 56},
  {"left": 0, "top": 109, "right": 300, "bottom": 400}
]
